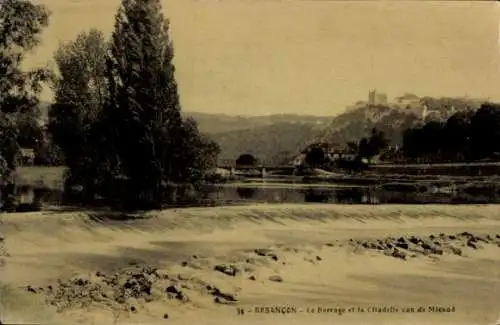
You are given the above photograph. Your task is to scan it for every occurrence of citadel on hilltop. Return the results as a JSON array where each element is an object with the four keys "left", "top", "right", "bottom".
[
  {"left": 346, "top": 89, "right": 389, "bottom": 112},
  {"left": 345, "top": 89, "right": 483, "bottom": 121},
  {"left": 368, "top": 89, "right": 388, "bottom": 106}
]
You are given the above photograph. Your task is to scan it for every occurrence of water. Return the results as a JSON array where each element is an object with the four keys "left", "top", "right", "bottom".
[{"left": 9, "top": 178, "right": 500, "bottom": 211}]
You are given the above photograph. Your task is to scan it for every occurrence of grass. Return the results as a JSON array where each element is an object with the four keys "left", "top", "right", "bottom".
[{"left": 13, "top": 166, "right": 66, "bottom": 190}]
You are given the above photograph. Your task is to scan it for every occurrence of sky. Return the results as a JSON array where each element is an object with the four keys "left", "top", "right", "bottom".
[{"left": 26, "top": 0, "right": 500, "bottom": 116}]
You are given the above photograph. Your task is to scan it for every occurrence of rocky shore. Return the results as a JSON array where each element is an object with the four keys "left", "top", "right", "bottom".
[{"left": 10, "top": 231, "right": 500, "bottom": 323}]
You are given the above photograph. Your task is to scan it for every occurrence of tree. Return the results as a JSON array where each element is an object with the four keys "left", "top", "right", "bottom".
[
  {"left": 0, "top": 0, "right": 52, "bottom": 208},
  {"left": 419, "top": 121, "right": 445, "bottom": 161},
  {"left": 358, "top": 137, "right": 370, "bottom": 159},
  {"left": 46, "top": 29, "right": 112, "bottom": 202},
  {"left": 33, "top": 137, "right": 64, "bottom": 166},
  {"left": 401, "top": 102, "right": 500, "bottom": 163},
  {"left": 469, "top": 103, "right": 500, "bottom": 160},
  {"left": 402, "top": 127, "right": 423, "bottom": 160},
  {"left": 48, "top": 29, "right": 109, "bottom": 167},
  {"left": 442, "top": 111, "right": 472, "bottom": 161},
  {"left": 174, "top": 117, "right": 220, "bottom": 182},
  {"left": 357, "top": 128, "right": 388, "bottom": 160},
  {"left": 236, "top": 154, "right": 257, "bottom": 166},
  {"left": 105, "top": 0, "right": 184, "bottom": 209},
  {"left": 402, "top": 122, "right": 445, "bottom": 163},
  {"left": 96, "top": 0, "right": 219, "bottom": 209},
  {"left": 346, "top": 141, "right": 358, "bottom": 153},
  {"left": 367, "top": 128, "right": 389, "bottom": 157},
  {"left": 16, "top": 108, "right": 44, "bottom": 148},
  {"left": 305, "top": 147, "right": 325, "bottom": 167}
]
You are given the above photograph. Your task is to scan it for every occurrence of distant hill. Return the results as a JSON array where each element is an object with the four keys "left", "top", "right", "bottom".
[
  {"left": 38, "top": 95, "right": 487, "bottom": 165},
  {"left": 210, "top": 122, "right": 327, "bottom": 164},
  {"left": 186, "top": 112, "right": 333, "bottom": 164},
  {"left": 184, "top": 111, "right": 333, "bottom": 135},
  {"left": 38, "top": 102, "right": 332, "bottom": 163},
  {"left": 307, "top": 95, "right": 486, "bottom": 150}
]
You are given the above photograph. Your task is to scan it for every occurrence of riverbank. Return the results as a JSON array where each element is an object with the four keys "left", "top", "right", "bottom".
[
  {"left": 13, "top": 165, "right": 500, "bottom": 190},
  {"left": 1, "top": 204, "right": 500, "bottom": 325}
]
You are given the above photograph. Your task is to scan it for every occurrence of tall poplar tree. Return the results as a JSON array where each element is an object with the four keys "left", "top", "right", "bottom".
[{"left": 106, "top": 0, "right": 219, "bottom": 209}]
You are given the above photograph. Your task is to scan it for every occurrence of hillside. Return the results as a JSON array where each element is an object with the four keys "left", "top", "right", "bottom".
[
  {"left": 184, "top": 111, "right": 332, "bottom": 135},
  {"left": 38, "top": 102, "right": 332, "bottom": 163},
  {"left": 39, "top": 102, "right": 331, "bottom": 135},
  {"left": 38, "top": 96, "right": 487, "bottom": 165},
  {"left": 210, "top": 122, "right": 326, "bottom": 164},
  {"left": 308, "top": 96, "right": 486, "bottom": 149}
]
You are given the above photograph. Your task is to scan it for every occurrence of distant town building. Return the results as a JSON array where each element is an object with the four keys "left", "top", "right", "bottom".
[
  {"left": 293, "top": 154, "right": 306, "bottom": 166},
  {"left": 376, "top": 93, "right": 387, "bottom": 105},
  {"left": 395, "top": 93, "right": 420, "bottom": 103},
  {"left": 322, "top": 143, "right": 357, "bottom": 161},
  {"left": 368, "top": 89, "right": 376, "bottom": 106},
  {"left": 421, "top": 104, "right": 429, "bottom": 119},
  {"left": 368, "top": 89, "right": 388, "bottom": 106}
]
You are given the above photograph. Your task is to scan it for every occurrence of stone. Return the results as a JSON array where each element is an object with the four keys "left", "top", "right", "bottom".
[
  {"left": 391, "top": 249, "right": 406, "bottom": 260},
  {"left": 409, "top": 236, "right": 420, "bottom": 245},
  {"left": 26, "top": 285, "right": 37, "bottom": 293},
  {"left": 459, "top": 232, "right": 474, "bottom": 238},
  {"left": 421, "top": 242, "right": 433, "bottom": 250},
  {"left": 449, "top": 246, "right": 462, "bottom": 256},
  {"left": 467, "top": 240, "right": 477, "bottom": 249},
  {"left": 269, "top": 275, "right": 283, "bottom": 282},
  {"left": 166, "top": 285, "right": 181, "bottom": 295},
  {"left": 214, "top": 264, "right": 239, "bottom": 277},
  {"left": 396, "top": 242, "right": 409, "bottom": 250}
]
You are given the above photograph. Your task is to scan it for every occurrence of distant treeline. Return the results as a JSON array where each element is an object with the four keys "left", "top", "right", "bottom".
[
  {"left": 402, "top": 103, "right": 500, "bottom": 163},
  {"left": 298, "top": 102, "right": 500, "bottom": 170}
]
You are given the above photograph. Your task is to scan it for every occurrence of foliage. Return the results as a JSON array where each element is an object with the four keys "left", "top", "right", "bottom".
[
  {"left": 48, "top": 28, "right": 109, "bottom": 168},
  {"left": 211, "top": 121, "right": 326, "bottom": 163},
  {"left": 312, "top": 96, "right": 482, "bottom": 149},
  {"left": 105, "top": 0, "right": 186, "bottom": 208},
  {"left": 16, "top": 108, "right": 44, "bottom": 148},
  {"left": 357, "top": 128, "right": 389, "bottom": 159},
  {"left": 50, "top": 0, "right": 220, "bottom": 210},
  {"left": 0, "top": 0, "right": 52, "bottom": 209},
  {"left": 402, "top": 103, "right": 500, "bottom": 163},
  {"left": 304, "top": 147, "right": 326, "bottom": 167},
  {"left": 236, "top": 154, "right": 258, "bottom": 166},
  {"left": 46, "top": 28, "right": 112, "bottom": 202},
  {"left": 33, "top": 137, "right": 65, "bottom": 166}
]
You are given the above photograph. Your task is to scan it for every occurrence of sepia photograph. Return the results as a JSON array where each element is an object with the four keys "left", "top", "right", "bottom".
[{"left": 1, "top": 0, "right": 500, "bottom": 324}]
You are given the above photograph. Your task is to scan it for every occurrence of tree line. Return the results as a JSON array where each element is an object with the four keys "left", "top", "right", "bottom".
[
  {"left": 402, "top": 103, "right": 500, "bottom": 163},
  {"left": 0, "top": 0, "right": 220, "bottom": 211},
  {"left": 302, "top": 103, "right": 500, "bottom": 169}
]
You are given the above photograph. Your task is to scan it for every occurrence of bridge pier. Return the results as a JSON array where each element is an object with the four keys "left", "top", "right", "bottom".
[{"left": 261, "top": 167, "right": 267, "bottom": 178}]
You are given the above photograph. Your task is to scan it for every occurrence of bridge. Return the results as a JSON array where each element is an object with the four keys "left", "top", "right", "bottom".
[{"left": 217, "top": 164, "right": 297, "bottom": 177}]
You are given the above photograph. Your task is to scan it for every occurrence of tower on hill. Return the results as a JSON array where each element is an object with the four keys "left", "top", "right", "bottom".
[{"left": 368, "top": 89, "right": 388, "bottom": 106}]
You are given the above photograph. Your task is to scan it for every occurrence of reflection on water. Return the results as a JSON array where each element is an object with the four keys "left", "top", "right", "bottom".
[{"left": 8, "top": 178, "right": 500, "bottom": 210}]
